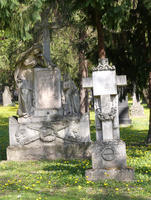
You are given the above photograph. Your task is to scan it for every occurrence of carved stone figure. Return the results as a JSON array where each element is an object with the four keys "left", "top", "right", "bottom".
[
  {"left": 62, "top": 75, "right": 80, "bottom": 115},
  {"left": 15, "top": 68, "right": 34, "bottom": 117},
  {"left": 14, "top": 44, "right": 48, "bottom": 117}
]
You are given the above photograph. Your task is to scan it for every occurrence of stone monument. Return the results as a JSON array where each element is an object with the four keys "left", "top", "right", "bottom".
[
  {"left": 118, "top": 88, "right": 131, "bottom": 125},
  {"left": 2, "top": 86, "right": 12, "bottom": 106},
  {"left": 7, "top": 44, "right": 91, "bottom": 161},
  {"left": 83, "top": 58, "right": 134, "bottom": 181},
  {"left": 130, "top": 84, "right": 144, "bottom": 117}
]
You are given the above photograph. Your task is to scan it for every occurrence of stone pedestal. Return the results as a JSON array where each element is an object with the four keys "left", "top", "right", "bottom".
[
  {"left": 7, "top": 66, "right": 91, "bottom": 161},
  {"left": 7, "top": 142, "right": 91, "bottom": 161},
  {"left": 91, "top": 140, "right": 127, "bottom": 169},
  {"left": 85, "top": 140, "right": 134, "bottom": 181},
  {"left": 86, "top": 168, "right": 134, "bottom": 182}
]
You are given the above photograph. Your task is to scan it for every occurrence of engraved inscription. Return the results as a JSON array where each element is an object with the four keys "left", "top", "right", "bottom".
[
  {"left": 34, "top": 68, "right": 61, "bottom": 109},
  {"left": 101, "top": 147, "right": 115, "bottom": 161}
]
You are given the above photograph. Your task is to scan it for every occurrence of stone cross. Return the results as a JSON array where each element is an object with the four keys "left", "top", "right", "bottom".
[{"left": 83, "top": 58, "right": 127, "bottom": 142}]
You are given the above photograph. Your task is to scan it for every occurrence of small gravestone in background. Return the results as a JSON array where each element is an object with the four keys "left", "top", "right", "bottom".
[
  {"left": 130, "top": 85, "right": 144, "bottom": 117},
  {"left": 2, "top": 86, "right": 12, "bottom": 106},
  {"left": 83, "top": 58, "right": 134, "bottom": 181},
  {"left": 118, "top": 88, "right": 131, "bottom": 125},
  {"left": 7, "top": 45, "right": 91, "bottom": 161}
]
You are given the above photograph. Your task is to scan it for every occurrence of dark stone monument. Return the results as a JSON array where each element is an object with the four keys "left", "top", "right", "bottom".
[{"left": 118, "top": 88, "right": 131, "bottom": 125}]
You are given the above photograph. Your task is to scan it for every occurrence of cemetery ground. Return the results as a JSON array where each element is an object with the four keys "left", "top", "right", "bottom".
[{"left": 0, "top": 105, "right": 151, "bottom": 200}]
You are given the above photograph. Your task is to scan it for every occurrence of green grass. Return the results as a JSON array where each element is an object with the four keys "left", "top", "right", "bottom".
[{"left": 0, "top": 105, "right": 151, "bottom": 199}]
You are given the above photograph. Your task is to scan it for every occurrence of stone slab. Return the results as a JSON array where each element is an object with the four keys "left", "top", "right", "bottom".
[
  {"left": 7, "top": 142, "right": 91, "bottom": 161},
  {"left": 34, "top": 68, "right": 61, "bottom": 110},
  {"left": 92, "top": 71, "right": 117, "bottom": 96},
  {"left": 85, "top": 167, "right": 134, "bottom": 181},
  {"left": 91, "top": 140, "right": 127, "bottom": 169}
]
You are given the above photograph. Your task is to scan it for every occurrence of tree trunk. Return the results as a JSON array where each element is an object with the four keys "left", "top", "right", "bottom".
[
  {"left": 147, "top": 71, "right": 151, "bottom": 143},
  {"left": 95, "top": 12, "right": 106, "bottom": 59},
  {"left": 79, "top": 29, "right": 88, "bottom": 114}
]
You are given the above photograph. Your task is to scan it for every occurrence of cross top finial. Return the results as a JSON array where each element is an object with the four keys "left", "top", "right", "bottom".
[{"left": 93, "top": 58, "right": 115, "bottom": 71}]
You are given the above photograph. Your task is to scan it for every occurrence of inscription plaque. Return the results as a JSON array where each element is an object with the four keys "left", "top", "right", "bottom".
[
  {"left": 34, "top": 68, "right": 61, "bottom": 109},
  {"left": 93, "top": 71, "right": 117, "bottom": 96}
]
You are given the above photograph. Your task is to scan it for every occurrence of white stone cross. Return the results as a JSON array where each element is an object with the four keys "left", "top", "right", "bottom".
[{"left": 83, "top": 59, "right": 127, "bottom": 142}]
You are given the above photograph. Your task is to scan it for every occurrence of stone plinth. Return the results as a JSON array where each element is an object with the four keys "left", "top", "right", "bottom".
[
  {"left": 7, "top": 142, "right": 91, "bottom": 161},
  {"left": 85, "top": 167, "right": 134, "bottom": 182},
  {"left": 91, "top": 140, "right": 127, "bottom": 169}
]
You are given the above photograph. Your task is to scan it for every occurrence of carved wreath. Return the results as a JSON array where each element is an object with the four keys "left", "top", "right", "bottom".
[{"left": 96, "top": 107, "right": 117, "bottom": 121}]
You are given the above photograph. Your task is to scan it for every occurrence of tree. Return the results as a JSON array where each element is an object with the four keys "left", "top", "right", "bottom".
[
  {"left": 0, "top": 0, "right": 69, "bottom": 67},
  {"left": 101, "top": 0, "right": 151, "bottom": 143},
  {"left": 71, "top": 0, "right": 133, "bottom": 60}
]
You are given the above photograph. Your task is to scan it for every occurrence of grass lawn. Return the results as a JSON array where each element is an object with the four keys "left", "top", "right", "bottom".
[{"left": 0, "top": 104, "right": 151, "bottom": 200}]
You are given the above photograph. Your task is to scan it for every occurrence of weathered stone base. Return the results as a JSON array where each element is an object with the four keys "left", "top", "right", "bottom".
[
  {"left": 7, "top": 142, "right": 91, "bottom": 161},
  {"left": 85, "top": 168, "right": 134, "bottom": 181},
  {"left": 91, "top": 140, "right": 127, "bottom": 169}
]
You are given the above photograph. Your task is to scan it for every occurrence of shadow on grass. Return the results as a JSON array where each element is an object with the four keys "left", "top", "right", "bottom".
[
  {"left": 0, "top": 186, "right": 150, "bottom": 200},
  {"left": 135, "top": 166, "right": 151, "bottom": 176},
  {"left": 0, "top": 117, "right": 9, "bottom": 161},
  {"left": 43, "top": 160, "right": 90, "bottom": 176},
  {"left": 119, "top": 127, "right": 147, "bottom": 146},
  {"left": 87, "top": 193, "right": 151, "bottom": 200}
]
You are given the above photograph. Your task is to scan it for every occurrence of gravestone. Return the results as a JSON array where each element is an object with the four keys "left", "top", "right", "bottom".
[
  {"left": 2, "top": 86, "right": 12, "bottom": 106},
  {"left": 118, "top": 88, "right": 131, "bottom": 125},
  {"left": 7, "top": 45, "right": 91, "bottom": 161},
  {"left": 130, "top": 85, "right": 144, "bottom": 117},
  {"left": 83, "top": 58, "right": 134, "bottom": 181}
]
